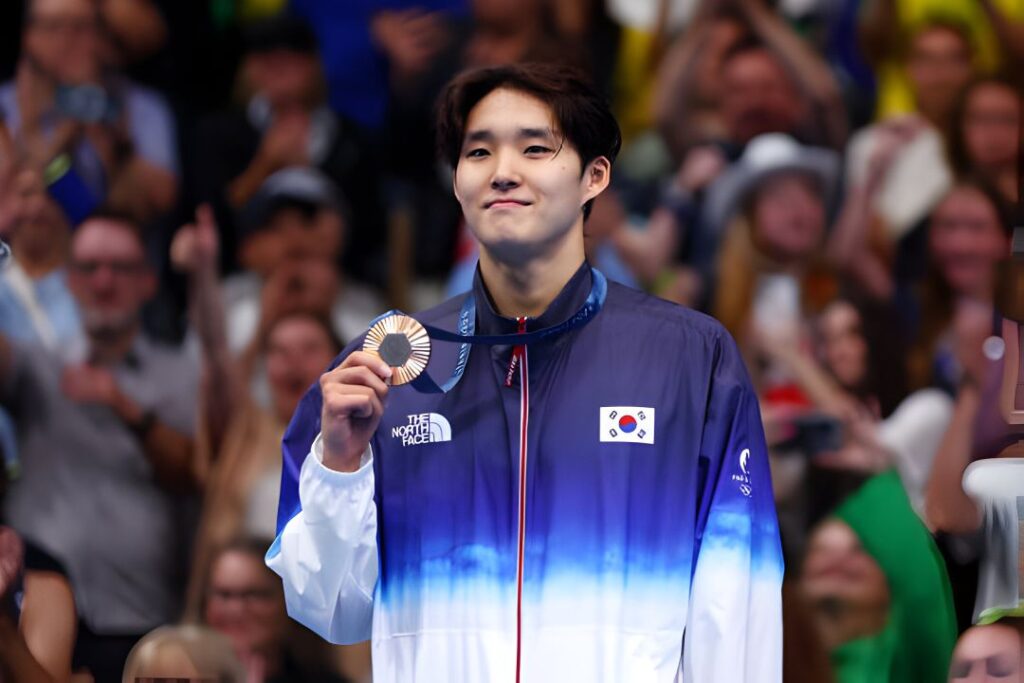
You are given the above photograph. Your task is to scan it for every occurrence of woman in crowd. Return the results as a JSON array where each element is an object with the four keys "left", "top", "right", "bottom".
[
  {"left": 199, "top": 538, "right": 351, "bottom": 683},
  {"left": 800, "top": 472, "right": 958, "bottom": 682}
]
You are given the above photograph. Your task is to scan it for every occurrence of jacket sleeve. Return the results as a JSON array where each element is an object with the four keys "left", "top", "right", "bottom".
[
  {"left": 683, "top": 330, "right": 784, "bottom": 682},
  {"left": 266, "top": 435, "right": 378, "bottom": 644}
]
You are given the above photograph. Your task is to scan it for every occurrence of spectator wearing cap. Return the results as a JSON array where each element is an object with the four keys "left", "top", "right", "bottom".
[
  {"left": 703, "top": 134, "right": 839, "bottom": 345},
  {"left": 0, "top": 213, "right": 200, "bottom": 682},
  {"left": 189, "top": 14, "right": 386, "bottom": 285},
  {"left": 219, "top": 167, "right": 383, "bottom": 370}
]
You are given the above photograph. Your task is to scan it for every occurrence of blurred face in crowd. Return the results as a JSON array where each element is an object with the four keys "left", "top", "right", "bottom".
[
  {"left": 68, "top": 217, "right": 154, "bottom": 338},
  {"left": 240, "top": 206, "right": 344, "bottom": 277},
  {"left": 719, "top": 48, "right": 802, "bottom": 144},
  {"left": 23, "top": 0, "right": 102, "bottom": 85},
  {"left": 454, "top": 87, "right": 608, "bottom": 266},
  {"left": 801, "top": 520, "right": 890, "bottom": 644},
  {"left": 266, "top": 314, "right": 337, "bottom": 422},
  {"left": 750, "top": 173, "right": 825, "bottom": 263},
  {"left": 0, "top": 166, "right": 61, "bottom": 249},
  {"left": 929, "top": 185, "right": 1008, "bottom": 299},
  {"left": 961, "top": 83, "right": 1021, "bottom": 172},
  {"left": 907, "top": 25, "right": 973, "bottom": 123},
  {"left": 948, "top": 623, "right": 1022, "bottom": 682},
  {"left": 205, "top": 548, "right": 288, "bottom": 659},
  {"left": 243, "top": 49, "right": 321, "bottom": 109},
  {"left": 818, "top": 301, "right": 868, "bottom": 391}
]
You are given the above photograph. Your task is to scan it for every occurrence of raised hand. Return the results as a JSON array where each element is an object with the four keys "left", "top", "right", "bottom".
[
  {"left": 319, "top": 351, "right": 392, "bottom": 472},
  {"left": 170, "top": 204, "right": 220, "bottom": 276}
]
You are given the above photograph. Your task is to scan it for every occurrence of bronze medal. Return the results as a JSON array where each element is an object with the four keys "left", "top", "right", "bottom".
[{"left": 363, "top": 314, "right": 431, "bottom": 385}]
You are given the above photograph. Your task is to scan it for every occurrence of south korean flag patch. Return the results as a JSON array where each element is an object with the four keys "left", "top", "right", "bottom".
[{"left": 600, "top": 407, "right": 655, "bottom": 444}]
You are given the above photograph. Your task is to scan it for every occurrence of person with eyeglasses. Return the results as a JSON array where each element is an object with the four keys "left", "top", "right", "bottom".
[
  {"left": 0, "top": 213, "right": 200, "bottom": 683},
  {"left": 201, "top": 538, "right": 353, "bottom": 683}
]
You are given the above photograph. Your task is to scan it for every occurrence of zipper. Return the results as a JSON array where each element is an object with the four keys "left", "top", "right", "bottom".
[{"left": 513, "top": 316, "right": 528, "bottom": 683}]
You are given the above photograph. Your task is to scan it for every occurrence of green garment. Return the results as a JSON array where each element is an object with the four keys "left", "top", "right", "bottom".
[{"left": 831, "top": 471, "right": 958, "bottom": 683}]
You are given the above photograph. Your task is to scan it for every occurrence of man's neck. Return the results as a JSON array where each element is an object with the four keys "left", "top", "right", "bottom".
[
  {"left": 88, "top": 326, "right": 139, "bottom": 366},
  {"left": 478, "top": 235, "right": 586, "bottom": 319}
]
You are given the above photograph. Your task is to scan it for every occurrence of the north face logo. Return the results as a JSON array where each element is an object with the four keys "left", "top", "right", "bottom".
[{"left": 391, "top": 413, "right": 452, "bottom": 446}]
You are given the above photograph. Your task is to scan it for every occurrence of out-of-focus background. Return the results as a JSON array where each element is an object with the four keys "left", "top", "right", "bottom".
[{"left": 0, "top": 0, "right": 1021, "bottom": 681}]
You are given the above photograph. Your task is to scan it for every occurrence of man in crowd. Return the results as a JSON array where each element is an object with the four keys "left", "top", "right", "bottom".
[{"left": 0, "top": 213, "right": 199, "bottom": 682}]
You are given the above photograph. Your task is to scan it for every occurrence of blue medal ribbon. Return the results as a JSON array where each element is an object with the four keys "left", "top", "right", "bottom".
[{"left": 369, "top": 268, "right": 608, "bottom": 393}]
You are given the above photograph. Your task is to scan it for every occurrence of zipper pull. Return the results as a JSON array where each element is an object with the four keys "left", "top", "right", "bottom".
[{"left": 505, "top": 316, "right": 527, "bottom": 387}]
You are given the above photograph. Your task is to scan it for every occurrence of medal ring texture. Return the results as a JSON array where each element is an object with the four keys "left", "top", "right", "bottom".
[{"left": 363, "top": 314, "right": 431, "bottom": 385}]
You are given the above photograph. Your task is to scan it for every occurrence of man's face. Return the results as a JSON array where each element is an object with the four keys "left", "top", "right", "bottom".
[
  {"left": 68, "top": 218, "right": 154, "bottom": 337},
  {"left": 24, "top": 0, "right": 101, "bottom": 85},
  {"left": 719, "top": 49, "right": 802, "bottom": 144},
  {"left": 949, "top": 623, "right": 1021, "bottom": 682},
  {"left": 907, "top": 26, "right": 973, "bottom": 121},
  {"left": 454, "top": 87, "right": 608, "bottom": 265}
]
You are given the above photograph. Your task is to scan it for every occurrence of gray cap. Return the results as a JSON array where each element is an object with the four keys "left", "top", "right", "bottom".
[{"left": 238, "top": 166, "right": 342, "bottom": 240}]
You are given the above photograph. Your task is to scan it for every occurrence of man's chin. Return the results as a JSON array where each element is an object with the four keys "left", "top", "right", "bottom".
[{"left": 82, "top": 311, "right": 139, "bottom": 339}]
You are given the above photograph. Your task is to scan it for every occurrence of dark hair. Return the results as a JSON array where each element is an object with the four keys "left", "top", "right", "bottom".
[{"left": 436, "top": 63, "right": 621, "bottom": 220}]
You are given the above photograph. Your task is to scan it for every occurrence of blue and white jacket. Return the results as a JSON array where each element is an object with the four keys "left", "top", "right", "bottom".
[{"left": 267, "top": 263, "right": 783, "bottom": 682}]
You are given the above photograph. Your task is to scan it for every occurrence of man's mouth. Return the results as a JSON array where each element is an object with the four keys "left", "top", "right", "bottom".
[{"left": 484, "top": 198, "right": 532, "bottom": 209}]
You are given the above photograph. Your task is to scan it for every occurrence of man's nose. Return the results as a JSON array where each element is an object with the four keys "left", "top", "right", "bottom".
[{"left": 490, "top": 151, "right": 521, "bottom": 191}]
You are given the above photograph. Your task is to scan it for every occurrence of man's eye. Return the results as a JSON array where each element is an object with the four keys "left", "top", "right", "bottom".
[
  {"left": 525, "top": 145, "right": 551, "bottom": 155},
  {"left": 465, "top": 148, "right": 489, "bottom": 158}
]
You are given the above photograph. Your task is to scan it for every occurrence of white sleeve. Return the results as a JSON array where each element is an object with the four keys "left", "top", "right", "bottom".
[
  {"left": 266, "top": 434, "right": 378, "bottom": 644},
  {"left": 877, "top": 388, "right": 954, "bottom": 517},
  {"left": 683, "top": 335, "right": 784, "bottom": 682}
]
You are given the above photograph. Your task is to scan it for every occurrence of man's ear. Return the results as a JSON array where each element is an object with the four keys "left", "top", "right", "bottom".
[
  {"left": 451, "top": 166, "right": 463, "bottom": 205},
  {"left": 581, "top": 156, "right": 611, "bottom": 205}
]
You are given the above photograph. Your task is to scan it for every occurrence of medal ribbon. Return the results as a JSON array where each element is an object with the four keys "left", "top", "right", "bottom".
[{"left": 367, "top": 268, "right": 608, "bottom": 394}]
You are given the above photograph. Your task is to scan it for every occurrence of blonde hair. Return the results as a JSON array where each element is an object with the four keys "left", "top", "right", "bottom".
[{"left": 122, "top": 625, "right": 245, "bottom": 683}]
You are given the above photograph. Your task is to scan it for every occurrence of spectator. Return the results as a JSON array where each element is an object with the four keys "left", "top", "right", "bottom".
[
  {"left": 122, "top": 624, "right": 244, "bottom": 683},
  {"left": 0, "top": 213, "right": 200, "bottom": 683},
  {"left": 801, "top": 472, "right": 958, "bottom": 682},
  {"left": 0, "top": 0, "right": 179, "bottom": 224},
  {"left": 190, "top": 15, "right": 386, "bottom": 284},
  {"left": 654, "top": 0, "right": 847, "bottom": 160},
  {"left": 199, "top": 538, "right": 352, "bottom": 683},
  {"left": 0, "top": 471, "right": 78, "bottom": 683},
  {"left": 861, "top": 0, "right": 1024, "bottom": 120},
  {"left": 217, "top": 167, "right": 382, "bottom": 369},
  {"left": 706, "top": 134, "right": 839, "bottom": 352},
  {"left": 170, "top": 204, "right": 342, "bottom": 618},
  {"left": 948, "top": 618, "right": 1024, "bottom": 681},
  {"left": 0, "top": 158, "right": 82, "bottom": 352},
  {"left": 949, "top": 77, "right": 1021, "bottom": 204}
]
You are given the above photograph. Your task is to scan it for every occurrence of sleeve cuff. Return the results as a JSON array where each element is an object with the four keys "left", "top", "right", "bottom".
[{"left": 307, "top": 433, "right": 373, "bottom": 480}]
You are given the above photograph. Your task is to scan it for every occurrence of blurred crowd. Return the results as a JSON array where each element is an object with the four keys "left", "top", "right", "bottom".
[{"left": 0, "top": 0, "right": 1021, "bottom": 681}]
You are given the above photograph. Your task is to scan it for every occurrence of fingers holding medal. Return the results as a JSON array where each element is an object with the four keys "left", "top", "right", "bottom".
[{"left": 319, "top": 351, "right": 392, "bottom": 471}]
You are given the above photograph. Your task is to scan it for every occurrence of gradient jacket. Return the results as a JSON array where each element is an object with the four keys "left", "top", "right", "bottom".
[{"left": 267, "top": 263, "right": 784, "bottom": 682}]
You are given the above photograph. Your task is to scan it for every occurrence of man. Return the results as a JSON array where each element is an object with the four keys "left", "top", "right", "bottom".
[
  {"left": 268, "top": 64, "right": 783, "bottom": 682},
  {"left": 0, "top": 214, "right": 199, "bottom": 682},
  {"left": 1, "top": 0, "right": 178, "bottom": 222}
]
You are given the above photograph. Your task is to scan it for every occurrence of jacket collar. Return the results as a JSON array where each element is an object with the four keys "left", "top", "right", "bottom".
[{"left": 471, "top": 260, "right": 593, "bottom": 338}]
